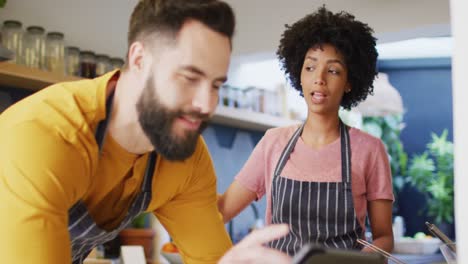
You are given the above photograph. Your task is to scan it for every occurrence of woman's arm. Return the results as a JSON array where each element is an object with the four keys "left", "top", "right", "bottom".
[
  {"left": 364, "top": 199, "right": 394, "bottom": 253},
  {"left": 218, "top": 180, "right": 257, "bottom": 223}
]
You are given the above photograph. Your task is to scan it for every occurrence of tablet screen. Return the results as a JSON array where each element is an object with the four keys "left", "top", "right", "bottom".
[{"left": 292, "top": 244, "right": 385, "bottom": 264}]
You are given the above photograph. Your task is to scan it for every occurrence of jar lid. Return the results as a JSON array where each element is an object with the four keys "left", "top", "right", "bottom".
[
  {"left": 26, "top": 26, "right": 45, "bottom": 34},
  {"left": 80, "top": 50, "right": 96, "bottom": 57},
  {"left": 46, "top": 32, "right": 65, "bottom": 39},
  {"left": 96, "top": 54, "right": 110, "bottom": 60},
  {"left": 66, "top": 46, "right": 80, "bottom": 52},
  {"left": 3, "top": 20, "right": 22, "bottom": 28},
  {"left": 110, "top": 57, "right": 125, "bottom": 64}
]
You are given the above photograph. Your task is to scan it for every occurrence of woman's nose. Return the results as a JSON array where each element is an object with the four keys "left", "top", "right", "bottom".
[
  {"left": 314, "top": 78, "right": 325, "bottom": 85},
  {"left": 312, "top": 67, "right": 326, "bottom": 85},
  {"left": 313, "top": 72, "right": 326, "bottom": 85}
]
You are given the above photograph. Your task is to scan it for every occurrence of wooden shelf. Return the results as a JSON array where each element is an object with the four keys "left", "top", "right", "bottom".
[
  {"left": 0, "top": 61, "right": 81, "bottom": 91},
  {"left": 213, "top": 106, "right": 301, "bottom": 131},
  {"left": 0, "top": 45, "right": 14, "bottom": 62},
  {"left": 0, "top": 62, "right": 300, "bottom": 131}
]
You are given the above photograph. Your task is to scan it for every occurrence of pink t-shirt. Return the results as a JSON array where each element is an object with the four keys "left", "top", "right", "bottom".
[{"left": 235, "top": 125, "right": 394, "bottom": 230}]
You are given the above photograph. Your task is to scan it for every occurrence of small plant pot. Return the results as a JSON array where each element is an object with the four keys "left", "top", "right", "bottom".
[{"left": 119, "top": 228, "right": 155, "bottom": 263}]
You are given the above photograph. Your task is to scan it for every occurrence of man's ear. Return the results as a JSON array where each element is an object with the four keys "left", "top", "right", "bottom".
[{"left": 127, "top": 41, "right": 145, "bottom": 73}]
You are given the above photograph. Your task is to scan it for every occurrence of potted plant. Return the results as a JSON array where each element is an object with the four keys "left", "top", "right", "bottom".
[
  {"left": 407, "top": 129, "right": 454, "bottom": 227},
  {"left": 119, "top": 212, "right": 155, "bottom": 264}
]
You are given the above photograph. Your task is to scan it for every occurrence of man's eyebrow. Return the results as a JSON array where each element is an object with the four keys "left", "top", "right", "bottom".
[
  {"left": 180, "top": 65, "right": 205, "bottom": 76},
  {"left": 180, "top": 65, "right": 227, "bottom": 83}
]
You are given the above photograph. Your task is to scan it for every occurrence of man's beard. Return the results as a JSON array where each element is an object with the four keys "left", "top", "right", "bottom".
[{"left": 136, "top": 77, "right": 209, "bottom": 161}]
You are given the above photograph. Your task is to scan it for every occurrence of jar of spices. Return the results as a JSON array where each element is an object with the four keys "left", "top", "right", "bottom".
[
  {"left": 1, "top": 20, "right": 23, "bottom": 64},
  {"left": 45, "top": 32, "right": 65, "bottom": 75},
  {"left": 80, "top": 50, "right": 96, "bottom": 78},
  {"left": 110, "top": 57, "right": 124, "bottom": 70},
  {"left": 23, "top": 26, "right": 45, "bottom": 68},
  {"left": 95, "top": 54, "right": 111, "bottom": 76},
  {"left": 65, "top": 46, "right": 80, "bottom": 76}
]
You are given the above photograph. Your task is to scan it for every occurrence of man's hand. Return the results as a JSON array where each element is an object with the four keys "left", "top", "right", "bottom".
[{"left": 219, "top": 224, "right": 292, "bottom": 264}]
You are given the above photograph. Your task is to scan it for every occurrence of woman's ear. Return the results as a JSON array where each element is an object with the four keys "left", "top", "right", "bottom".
[{"left": 345, "top": 83, "right": 352, "bottom": 93}]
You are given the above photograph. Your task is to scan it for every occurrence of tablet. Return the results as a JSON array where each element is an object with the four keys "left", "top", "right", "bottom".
[{"left": 292, "top": 244, "right": 386, "bottom": 264}]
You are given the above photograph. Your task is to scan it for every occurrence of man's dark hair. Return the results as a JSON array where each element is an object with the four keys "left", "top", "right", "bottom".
[
  {"left": 128, "top": 0, "right": 235, "bottom": 49},
  {"left": 277, "top": 6, "right": 378, "bottom": 110}
]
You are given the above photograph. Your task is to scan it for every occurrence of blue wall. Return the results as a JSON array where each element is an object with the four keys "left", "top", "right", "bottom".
[
  {"left": 379, "top": 58, "right": 453, "bottom": 156},
  {"left": 379, "top": 58, "right": 454, "bottom": 237},
  {"left": 202, "top": 124, "right": 266, "bottom": 242}
]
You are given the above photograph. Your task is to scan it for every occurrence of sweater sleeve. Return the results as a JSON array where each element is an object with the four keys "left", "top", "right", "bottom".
[{"left": 0, "top": 121, "right": 90, "bottom": 264}]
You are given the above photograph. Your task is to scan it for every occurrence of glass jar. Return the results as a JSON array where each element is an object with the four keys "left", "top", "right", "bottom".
[
  {"left": 80, "top": 51, "right": 96, "bottom": 78},
  {"left": 45, "top": 32, "right": 65, "bottom": 75},
  {"left": 1, "top": 20, "right": 23, "bottom": 64},
  {"left": 65, "top": 46, "right": 80, "bottom": 76},
  {"left": 23, "top": 26, "right": 45, "bottom": 68},
  {"left": 95, "top": 54, "right": 111, "bottom": 76},
  {"left": 110, "top": 57, "right": 124, "bottom": 70}
]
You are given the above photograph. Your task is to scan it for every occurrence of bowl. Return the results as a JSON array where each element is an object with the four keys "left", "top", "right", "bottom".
[
  {"left": 394, "top": 237, "right": 442, "bottom": 254},
  {"left": 440, "top": 243, "right": 457, "bottom": 264},
  {"left": 161, "top": 252, "right": 183, "bottom": 264}
]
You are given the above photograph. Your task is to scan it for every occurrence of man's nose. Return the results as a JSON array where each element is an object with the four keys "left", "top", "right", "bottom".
[{"left": 191, "top": 84, "right": 215, "bottom": 114}]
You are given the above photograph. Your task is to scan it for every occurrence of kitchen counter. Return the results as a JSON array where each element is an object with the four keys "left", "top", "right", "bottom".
[{"left": 394, "top": 253, "right": 445, "bottom": 264}]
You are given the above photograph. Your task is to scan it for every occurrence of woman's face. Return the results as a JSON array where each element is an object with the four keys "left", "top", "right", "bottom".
[{"left": 300, "top": 44, "right": 351, "bottom": 116}]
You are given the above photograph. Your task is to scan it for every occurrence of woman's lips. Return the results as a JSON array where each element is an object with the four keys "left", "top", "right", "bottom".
[{"left": 310, "top": 91, "right": 327, "bottom": 104}]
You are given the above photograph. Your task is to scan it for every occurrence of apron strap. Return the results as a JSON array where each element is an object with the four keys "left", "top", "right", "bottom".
[
  {"left": 95, "top": 90, "right": 115, "bottom": 154},
  {"left": 273, "top": 124, "right": 304, "bottom": 177},
  {"left": 142, "top": 151, "right": 157, "bottom": 192},
  {"left": 273, "top": 120, "right": 351, "bottom": 183},
  {"left": 340, "top": 120, "right": 352, "bottom": 183}
]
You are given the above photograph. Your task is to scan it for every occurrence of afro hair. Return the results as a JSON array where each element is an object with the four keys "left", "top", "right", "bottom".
[{"left": 277, "top": 6, "right": 378, "bottom": 110}]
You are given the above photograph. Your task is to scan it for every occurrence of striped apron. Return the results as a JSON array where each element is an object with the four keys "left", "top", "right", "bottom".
[
  {"left": 67, "top": 91, "right": 157, "bottom": 264},
  {"left": 269, "top": 121, "right": 363, "bottom": 256}
]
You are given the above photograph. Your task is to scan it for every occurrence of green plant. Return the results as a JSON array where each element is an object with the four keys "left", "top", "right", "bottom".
[
  {"left": 131, "top": 212, "right": 150, "bottom": 229},
  {"left": 362, "top": 114, "right": 408, "bottom": 192},
  {"left": 0, "top": 0, "right": 6, "bottom": 8},
  {"left": 407, "top": 129, "right": 454, "bottom": 224}
]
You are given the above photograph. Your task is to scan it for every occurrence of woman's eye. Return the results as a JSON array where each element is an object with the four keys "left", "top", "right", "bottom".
[
  {"left": 329, "top": 69, "right": 340, "bottom": 75},
  {"left": 305, "top": 66, "right": 315, "bottom": 71}
]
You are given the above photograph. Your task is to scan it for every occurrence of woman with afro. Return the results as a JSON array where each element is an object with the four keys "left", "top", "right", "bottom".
[{"left": 218, "top": 6, "right": 394, "bottom": 256}]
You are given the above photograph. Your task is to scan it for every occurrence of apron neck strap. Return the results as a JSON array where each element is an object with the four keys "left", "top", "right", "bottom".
[
  {"left": 273, "top": 120, "right": 351, "bottom": 183},
  {"left": 339, "top": 120, "right": 352, "bottom": 183},
  {"left": 95, "top": 90, "right": 115, "bottom": 153}
]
